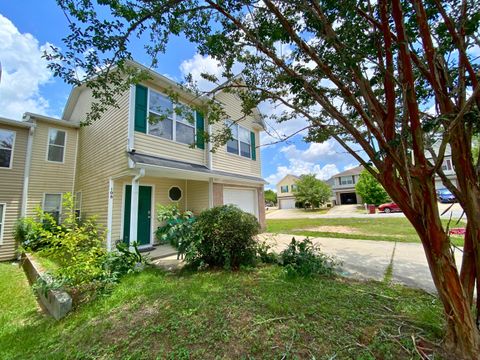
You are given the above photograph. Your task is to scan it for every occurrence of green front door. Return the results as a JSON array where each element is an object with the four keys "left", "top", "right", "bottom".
[{"left": 123, "top": 185, "right": 152, "bottom": 246}]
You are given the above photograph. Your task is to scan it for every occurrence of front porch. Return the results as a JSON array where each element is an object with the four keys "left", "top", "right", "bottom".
[{"left": 106, "top": 154, "right": 266, "bottom": 251}]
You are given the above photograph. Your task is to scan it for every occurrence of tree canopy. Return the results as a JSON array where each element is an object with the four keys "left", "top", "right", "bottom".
[
  {"left": 264, "top": 189, "right": 277, "bottom": 205},
  {"left": 355, "top": 170, "right": 390, "bottom": 206},
  {"left": 50, "top": 0, "right": 480, "bottom": 356},
  {"left": 293, "top": 174, "right": 331, "bottom": 209}
]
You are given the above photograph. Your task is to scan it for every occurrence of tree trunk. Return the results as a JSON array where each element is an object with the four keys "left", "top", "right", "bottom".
[
  {"left": 390, "top": 173, "right": 480, "bottom": 358},
  {"left": 448, "top": 128, "right": 480, "bottom": 329},
  {"left": 460, "top": 225, "right": 476, "bottom": 305},
  {"left": 413, "top": 209, "right": 480, "bottom": 358}
]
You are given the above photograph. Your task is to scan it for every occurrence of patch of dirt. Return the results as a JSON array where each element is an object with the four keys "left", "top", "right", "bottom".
[{"left": 300, "top": 226, "right": 364, "bottom": 234}]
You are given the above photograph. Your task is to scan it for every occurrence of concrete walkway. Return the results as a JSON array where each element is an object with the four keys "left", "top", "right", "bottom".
[{"left": 260, "top": 233, "right": 464, "bottom": 294}]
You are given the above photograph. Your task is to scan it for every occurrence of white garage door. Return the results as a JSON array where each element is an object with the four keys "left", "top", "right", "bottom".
[
  {"left": 279, "top": 198, "right": 296, "bottom": 209},
  {"left": 223, "top": 188, "right": 257, "bottom": 217}
]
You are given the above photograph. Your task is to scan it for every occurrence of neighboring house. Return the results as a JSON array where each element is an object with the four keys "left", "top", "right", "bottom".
[
  {"left": 330, "top": 165, "right": 364, "bottom": 205},
  {"left": 0, "top": 59, "right": 266, "bottom": 261},
  {"left": 426, "top": 141, "right": 457, "bottom": 190},
  {"left": 276, "top": 174, "right": 299, "bottom": 209}
]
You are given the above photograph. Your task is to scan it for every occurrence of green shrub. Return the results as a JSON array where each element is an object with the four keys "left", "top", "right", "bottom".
[
  {"left": 155, "top": 205, "right": 197, "bottom": 255},
  {"left": 18, "top": 193, "right": 146, "bottom": 299},
  {"left": 15, "top": 209, "right": 62, "bottom": 252},
  {"left": 187, "top": 205, "right": 260, "bottom": 269},
  {"left": 280, "top": 237, "right": 337, "bottom": 277}
]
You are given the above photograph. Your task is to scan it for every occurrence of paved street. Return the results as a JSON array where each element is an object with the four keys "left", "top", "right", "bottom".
[
  {"left": 260, "top": 233, "right": 465, "bottom": 294},
  {"left": 267, "top": 203, "right": 465, "bottom": 220}
]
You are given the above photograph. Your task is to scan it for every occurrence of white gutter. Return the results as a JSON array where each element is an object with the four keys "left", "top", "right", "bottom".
[
  {"left": 207, "top": 122, "right": 213, "bottom": 170},
  {"left": 20, "top": 121, "right": 35, "bottom": 217}
]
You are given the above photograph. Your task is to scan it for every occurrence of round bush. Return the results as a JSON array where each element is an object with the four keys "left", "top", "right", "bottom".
[{"left": 192, "top": 205, "right": 260, "bottom": 269}]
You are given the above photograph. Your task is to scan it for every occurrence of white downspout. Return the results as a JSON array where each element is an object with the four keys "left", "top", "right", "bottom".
[
  {"left": 129, "top": 168, "right": 145, "bottom": 249},
  {"left": 21, "top": 123, "right": 35, "bottom": 218},
  {"left": 207, "top": 122, "right": 214, "bottom": 209},
  {"left": 208, "top": 178, "right": 214, "bottom": 208},
  {"left": 127, "top": 85, "right": 136, "bottom": 152}
]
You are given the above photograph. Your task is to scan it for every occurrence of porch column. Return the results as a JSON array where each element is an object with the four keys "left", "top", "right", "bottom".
[
  {"left": 106, "top": 178, "right": 114, "bottom": 251},
  {"left": 129, "top": 168, "right": 145, "bottom": 248}
]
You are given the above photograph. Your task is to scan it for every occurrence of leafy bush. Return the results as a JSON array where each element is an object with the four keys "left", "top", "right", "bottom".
[
  {"left": 15, "top": 209, "right": 62, "bottom": 252},
  {"left": 280, "top": 237, "right": 337, "bottom": 277},
  {"left": 186, "top": 205, "right": 260, "bottom": 269},
  {"left": 155, "top": 205, "right": 197, "bottom": 254},
  {"left": 18, "top": 193, "right": 146, "bottom": 299}
]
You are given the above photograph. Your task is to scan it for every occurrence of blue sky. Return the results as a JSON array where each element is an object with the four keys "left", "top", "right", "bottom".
[{"left": 0, "top": 1, "right": 357, "bottom": 189}]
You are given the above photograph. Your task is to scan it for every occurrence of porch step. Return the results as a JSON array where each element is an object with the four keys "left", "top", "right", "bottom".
[{"left": 146, "top": 244, "right": 178, "bottom": 260}]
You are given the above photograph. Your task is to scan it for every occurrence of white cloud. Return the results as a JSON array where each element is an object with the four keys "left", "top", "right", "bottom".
[
  {"left": 264, "top": 140, "right": 344, "bottom": 189},
  {"left": 179, "top": 54, "right": 226, "bottom": 92},
  {"left": 0, "top": 14, "right": 54, "bottom": 119}
]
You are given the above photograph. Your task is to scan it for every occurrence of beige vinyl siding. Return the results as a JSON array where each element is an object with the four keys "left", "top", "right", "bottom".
[
  {"left": 135, "top": 132, "right": 206, "bottom": 165},
  {"left": 72, "top": 88, "right": 130, "bottom": 228},
  {"left": 186, "top": 180, "right": 209, "bottom": 214},
  {"left": 114, "top": 177, "right": 187, "bottom": 242},
  {"left": 0, "top": 124, "right": 29, "bottom": 260},
  {"left": 277, "top": 175, "right": 298, "bottom": 198},
  {"left": 26, "top": 121, "right": 78, "bottom": 218},
  {"left": 211, "top": 90, "right": 261, "bottom": 177},
  {"left": 134, "top": 79, "right": 207, "bottom": 165}
]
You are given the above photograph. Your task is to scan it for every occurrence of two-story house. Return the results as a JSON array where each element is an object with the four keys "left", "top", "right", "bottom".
[
  {"left": 329, "top": 165, "right": 364, "bottom": 205},
  {"left": 276, "top": 174, "right": 299, "bottom": 209},
  {"left": 0, "top": 59, "right": 266, "bottom": 261},
  {"left": 426, "top": 141, "right": 457, "bottom": 190}
]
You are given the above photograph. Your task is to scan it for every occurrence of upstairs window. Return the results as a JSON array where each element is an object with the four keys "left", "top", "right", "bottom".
[
  {"left": 441, "top": 159, "right": 453, "bottom": 172},
  {"left": 0, "top": 129, "right": 15, "bottom": 168},
  {"left": 225, "top": 120, "right": 252, "bottom": 159},
  {"left": 291, "top": 184, "right": 298, "bottom": 192},
  {"left": 47, "top": 129, "right": 66, "bottom": 163},
  {"left": 280, "top": 185, "right": 289, "bottom": 193},
  {"left": 148, "top": 90, "right": 195, "bottom": 145},
  {"left": 43, "top": 194, "right": 62, "bottom": 223},
  {"left": 339, "top": 176, "right": 354, "bottom": 185}
]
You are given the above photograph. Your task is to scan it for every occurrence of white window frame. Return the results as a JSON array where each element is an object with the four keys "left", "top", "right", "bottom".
[
  {"left": 0, "top": 129, "right": 16, "bottom": 169},
  {"left": 0, "top": 203, "right": 6, "bottom": 245},
  {"left": 225, "top": 120, "right": 252, "bottom": 159},
  {"left": 340, "top": 176, "right": 354, "bottom": 186},
  {"left": 280, "top": 185, "right": 289, "bottom": 193},
  {"left": 146, "top": 88, "right": 197, "bottom": 146},
  {"left": 168, "top": 186, "right": 183, "bottom": 202},
  {"left": 441, "top": 159, "right": 453, "bottom": 172},
  {"left": 46, "top": 128, "right": 67, "bottom": 164},
  {"left": 42, "top": 193, "right": 63, "bottom": 221}
]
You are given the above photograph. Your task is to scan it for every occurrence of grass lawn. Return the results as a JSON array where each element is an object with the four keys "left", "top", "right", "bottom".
[
  {"left": 0, "top": 262, "right": 446, "bottom": 359},
  {"left": 267, "top": 217, "right": 465, "bottom": 246}
]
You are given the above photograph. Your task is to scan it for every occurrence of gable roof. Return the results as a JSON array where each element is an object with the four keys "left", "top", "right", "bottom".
[
  {"left": 332, "top": 165, "right": 364, "bottom": 178},
  {"left": 276, "top": 174, "right": 300, "bottom": 185}
]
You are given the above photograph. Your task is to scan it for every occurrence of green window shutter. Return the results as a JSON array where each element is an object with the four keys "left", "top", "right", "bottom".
[
  {"left": 196, "top": 112, "right": 205, "bottom": 149},
  {"left": 134, "top": 85, "right": 148, "bottom": 133},
  {"left": 250, "top": 131, "right": 256, "bottom": 160}
]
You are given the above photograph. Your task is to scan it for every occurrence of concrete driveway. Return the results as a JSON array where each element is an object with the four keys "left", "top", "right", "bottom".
[{"left": 260, "top": 233, "right": 464, "bottom": 294}]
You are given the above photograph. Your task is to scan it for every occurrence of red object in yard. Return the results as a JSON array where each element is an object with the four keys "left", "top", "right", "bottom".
[
  {"left": 449, "top": 228, "right": 466, "bottom": 236},
  {"left": 368, "top": 205, "right": 376, "bottom": 214}
]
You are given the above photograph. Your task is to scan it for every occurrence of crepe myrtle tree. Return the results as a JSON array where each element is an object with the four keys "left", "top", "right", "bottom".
[{"left": 48, "top": 0, "right": 480, "bottom": 356}]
